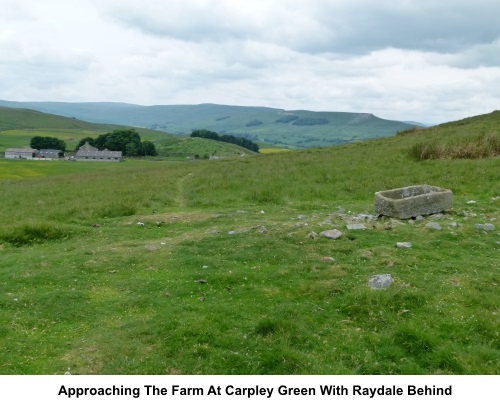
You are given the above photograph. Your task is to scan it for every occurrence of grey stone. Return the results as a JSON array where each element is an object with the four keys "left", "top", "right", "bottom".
[
  {"left": 415, "top": 215, "right": 425, "bottom": 221},
  {"left": 447, "top": 222, "right": 459, "bottom": 228},
  {"left": 320, "top": 229, "right": 343, "bottom": 239},
  {"left": 374, "top": 185, "right": 453, "bottom": 219},
  {"left": 426, "top": 222, "right": 442, "bottom": 230},
  {"left": 307, "top": 232, "right": 318, "bottom": 239},
  {"left": 396, "top": 242, "right": 412, "bottom": 248},
  {"left": 368, "top": 274, "right": 393, "bottom": 290},
  {"left": 346, "top": 223, "right": 367, "bottom": 230},
  {"left": 321, "top": 257, "right": 335, "bottom": 262},
  {"left": 475, "top": 223, "right": 495, "bottom": 231}
]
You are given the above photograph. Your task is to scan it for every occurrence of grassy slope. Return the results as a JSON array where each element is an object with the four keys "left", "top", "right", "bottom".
[
  {"left": 0, "top": 107, "right": 178, "bottom": 152},
  {"left": 0, "top": 102, "right": 419, "bottom": 149},
  {"left": 0, "top": 111, "right": 498, "bottom": 375}
]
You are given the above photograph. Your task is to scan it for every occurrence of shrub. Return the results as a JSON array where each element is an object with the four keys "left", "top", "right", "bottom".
[
  {"left": 0, "top": 221, "right": 70, "bottom": 246},
  {"left": 406, "top": 133, "right": 500, "bottom": 161}
]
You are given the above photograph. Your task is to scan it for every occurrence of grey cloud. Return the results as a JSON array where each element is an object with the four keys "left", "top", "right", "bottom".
[{"left": 100, "top": 0, "right": 500, "bottom": 59}]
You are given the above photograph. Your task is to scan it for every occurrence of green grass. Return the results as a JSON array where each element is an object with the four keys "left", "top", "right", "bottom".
[{"left": 0, "top": 111, "right": 498, "bottom": 375}]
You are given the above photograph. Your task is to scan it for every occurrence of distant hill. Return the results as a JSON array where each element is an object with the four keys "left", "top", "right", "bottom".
[
  {"left": 0, "top": 106, "right": 257, "bottom": 157},
  {"left": 0, "top": 100, "right": 420, "bottom": 149}
]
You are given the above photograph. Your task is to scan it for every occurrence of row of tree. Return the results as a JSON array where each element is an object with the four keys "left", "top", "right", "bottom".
[
  {"left": 30, "top": 136, "right": 66, "bottom": 151},
  {"left": 190, "top": 129, "right": 259, "bottom": 152},
  {"left": 77, "top": 129, "right": 157, "bottom": 156}
]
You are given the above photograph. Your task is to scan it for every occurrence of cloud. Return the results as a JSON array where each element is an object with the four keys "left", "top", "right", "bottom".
[
  {"left": 95, "top": 0, "right": 500, "bottom": 56},
  {"left": 0, "top": 0, "right": 499, "bottom": 123}
]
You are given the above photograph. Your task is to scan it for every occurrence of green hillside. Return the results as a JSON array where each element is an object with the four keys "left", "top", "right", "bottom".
[
  {"left": 0, "top": 101, "right": 419, "bottom": 149},
  {"left": 0, "top": 106, "right": 178, "bottom": 151},
  {"left": 0, "top": 110, "right": 498, "bottom": 375}
]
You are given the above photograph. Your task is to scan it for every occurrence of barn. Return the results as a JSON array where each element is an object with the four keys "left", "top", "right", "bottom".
[
  {"left": 37, "top": 149, "right": 64, "bottom": 159},
  {"left": 5, "top": 147, "right": 38, "bottom": 159},
  {"left": 75, "top": 142, "right": 123, "bottom": 162}
]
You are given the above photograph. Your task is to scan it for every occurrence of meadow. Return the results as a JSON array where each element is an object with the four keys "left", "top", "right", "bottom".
[{"left": 0, "top": 112, "right": 498, "bottom": 375}]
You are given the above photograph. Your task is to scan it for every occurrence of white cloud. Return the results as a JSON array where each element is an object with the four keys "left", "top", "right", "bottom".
[{"left": 0, "top": 0, "right": 499, "bottom": 123}]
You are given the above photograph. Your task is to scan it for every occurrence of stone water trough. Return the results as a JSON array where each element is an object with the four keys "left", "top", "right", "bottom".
[{"left": 374, "top": 185, "right": 453, "bottom": 219}]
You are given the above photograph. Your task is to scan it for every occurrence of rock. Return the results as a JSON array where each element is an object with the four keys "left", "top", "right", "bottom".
[
  {"left": 197, "top": 296, "right": 206, "bottom": 302},
  {"left": 368, "top": 274, "right": 393, "bottom": 290},
  {"left": 137, "top": 222, "right": 145, "bottom": 226},
  {"left": 307, "top": 232, "right": 318, "bottom": 239},
  {"left": 320, "top": 229, "right": 343, "bottom": 239},
  {"left": 415, "top": 215, "right": 424, "bottom": 221},
  {"left": 475, "top": 223, "right": 495, "bottom": 231},
  {"left": 447, "top": 222, "right": 458, "bottom": 228},
  {"left": 346, "top": 224, "right": 366, "bottom": 230},
  {"left": 430, "top": 213, "right": 444, "bottom": 219},
  {"left": 357, "top": 214, "right": 376, "bottom": 221},
  {"left": 426, "top": 222, "right": 442, "bottom": 230},
  {"left": 467, "top": 200, "right": 477, "bottom": 204},
  {"left": 374, "top": 185, "right": 453, "bottom": 219},
  {"left": 197, "top": 279, "right": 207, "bottom": 284},
  {"left": 396, "top": 242, "right": 412, "bottom": 248},
  {"left": 320, "top": 257, "right": 335, "bottom": 262},
  {"left": 202, "top": 265, "right": 209, "bottom": 269},
  {"left": 252, "top": 225, "right": 268, "bottom": 233}
]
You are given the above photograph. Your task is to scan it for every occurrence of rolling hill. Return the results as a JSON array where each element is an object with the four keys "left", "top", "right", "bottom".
[
  {"left": 0, "top": 106, "right": 257, "bottom": 157},
  {"left": 0, "top": 109, "right": 498, "bottom": 375},
  {"left": 0, "top": 100, "right": 420, "bottom": 149}
]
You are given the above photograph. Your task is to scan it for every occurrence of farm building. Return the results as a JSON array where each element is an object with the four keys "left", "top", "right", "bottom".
[
  {"left": 36, "top": 149, "right": 64, "bottom": 159},
  {"left": 75, "top": 142, "right": 123, "bottom": 162},
  {"left": 5, "top": 147, "right": 38, "bottom": 159}
]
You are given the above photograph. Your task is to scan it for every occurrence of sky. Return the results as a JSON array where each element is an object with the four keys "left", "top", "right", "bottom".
[{"left": 1, "top": 0, "right": 499, "bottom": 124}]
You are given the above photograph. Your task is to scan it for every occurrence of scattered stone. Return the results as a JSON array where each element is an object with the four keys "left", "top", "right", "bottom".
[
  {"left": 260, "top": 210, "right": 265, "bottom": 214},
  {"left": 202, "top": 265, "right": 209, "bottom": 269},
  {"left": 347, "top": 224, "right": 367, "bottom": 230},
  {"left": 415, "top": 215, "right": 424, "bottom": 221},
  {"left": 320, "top": 257, "right": 335, "bottom": 262},
  {"left": 197, "top": 279, "right": 207, "bottom": 284},
  {"left": 408, "top": 220, "right": 414, "bottom": 225},
  {"left": 320, "top": 229, "right": 343, "bottom": 239},
  {"left": 307, "top": 232, "right": 318, "bottom": 239},
  {"left": 368, "top": 274, "right": 393, "bottom": 290},
  {"left": 320, "top": 218, "right": 333, "bottom": 225},
  {"left": 467, "top": 200, "right": 477, "bottom": 204},
  {"left": 426, "top": 222, "right": 442, "bottom": 230},
  {"left": 92, "top": 223, "right": 100, "bottom": 228},
  {"left": 197, "top": 296, "right": 206, "bottom": 302},
  {"left": 357, "top": 214, "right": 376, "bottom": 221},
  {"left": 137, "top": 222, "right": 145, "bottom": 226},
  {"left": 475, "top": 223, "right": 496, "bottom": 231},
  {"left": 252, "top": 225, "right": 268, "bottom": 233},
  {"left": 447, "top": 222, "right": 459, "bottom": 228},
  {"left": 296, "top": 215, "right": 307, "bottom": 220},
  {"left": 396, "top": 242, "right": 412, "bottom": 249},
  {"left": 430, "top": 213, "right": 444, "bottom": 220}
]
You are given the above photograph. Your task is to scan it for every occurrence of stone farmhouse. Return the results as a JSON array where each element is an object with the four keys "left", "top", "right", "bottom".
[
  {"left": 75, "top": 142, "right": 123, "bottom": 162},
  {"left": 5, "top": 147, "right": 64, "bottom": 160},
  {"left": 5, "top": 147, "right": 38, "bottom": 159}
]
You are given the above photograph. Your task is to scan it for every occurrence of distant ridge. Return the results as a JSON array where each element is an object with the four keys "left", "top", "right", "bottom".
[{"left": 0, "top": 100, "right": 420, "bottom": 149}]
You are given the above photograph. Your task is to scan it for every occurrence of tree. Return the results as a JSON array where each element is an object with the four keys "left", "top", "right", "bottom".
[
  {"left": 142, "top": 140, "right": 157, "bottom": 156},
  {"left": 30, "top": 136, "right": 66, "bottom": 151}
]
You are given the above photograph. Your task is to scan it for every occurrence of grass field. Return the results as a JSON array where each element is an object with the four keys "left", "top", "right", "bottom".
[{"left": 0, "top": 111, "right": 498, "bottom": 375}]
